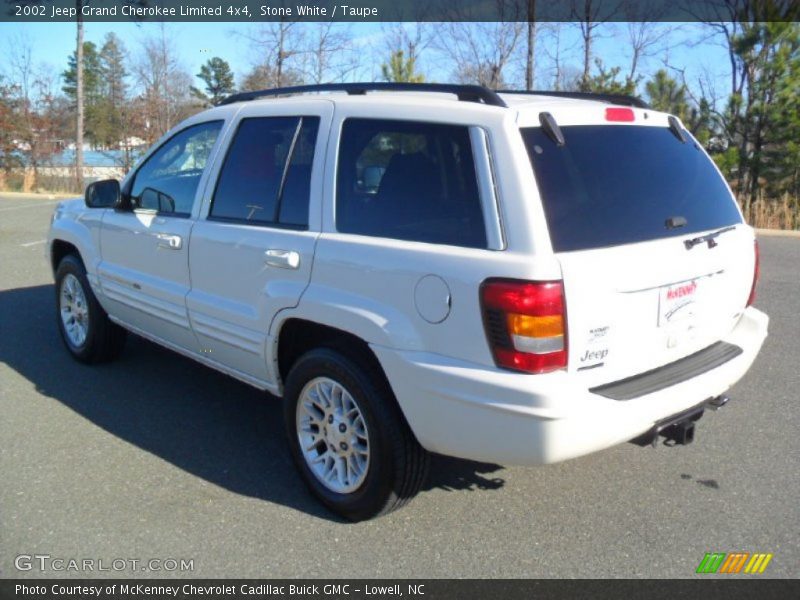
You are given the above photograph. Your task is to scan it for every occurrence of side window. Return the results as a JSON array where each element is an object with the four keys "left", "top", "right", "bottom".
[
  {"left": 336, "top": 118, "right": 487, "bottom": 249},
  {"left": 210, "top": 116, "right": 320, "bottom": 228},
  {"left": 130, "top": 121, "right": 223, "bottom": 216}
]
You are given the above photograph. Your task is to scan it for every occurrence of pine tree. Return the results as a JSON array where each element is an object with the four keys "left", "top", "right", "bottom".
[
  {"left": 381, "top": 50, "right": 424, "bottom": 83},
  {"left": 757, "top": 24, "right": 800, "bottom": 206},
  {"left": 63, "top": 41, "right": 103, "bottom": 147},
  {"left": 579, "top": 59, "right": 637, "bottom": 95},
  {"left": 725, "top": 21, "right": 800, "bottom": 219},
  {"left": 645, "top": 70, "right": 688, "bottom": 119},
  {"left": 191, "top": 57, "right": 236, "bottom": 106},
  {"left": 96, "top": 32, "right": 129, "bottom": 150}
]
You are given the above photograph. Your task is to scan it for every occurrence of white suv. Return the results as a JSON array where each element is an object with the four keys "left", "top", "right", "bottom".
[{"left": 48, "top": 83, "right": 768, "bottom": 520}]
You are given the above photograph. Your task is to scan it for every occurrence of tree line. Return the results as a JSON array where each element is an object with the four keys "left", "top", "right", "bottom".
[{"left": 0, "top": 11, "right": 798, "bottom": 229}]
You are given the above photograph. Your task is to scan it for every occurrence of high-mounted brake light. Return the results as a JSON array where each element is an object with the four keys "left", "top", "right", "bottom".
[
  {"left": 481, "top": 279, "right": 567, "bottom": 374},
  {"left": 747, "top": 240, "right": 760, "bottom": 307},
  {"left": 605, "top": 107, "right": 635, "bottom": 122}
]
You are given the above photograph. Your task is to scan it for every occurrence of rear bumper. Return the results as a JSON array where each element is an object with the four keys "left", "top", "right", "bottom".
[{"left": 372, "top": 307, "right": 768, "bottom": 465}]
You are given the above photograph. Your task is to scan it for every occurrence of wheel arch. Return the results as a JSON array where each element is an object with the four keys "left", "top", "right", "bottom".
[
  {"left": 49, "top": 216, "right": 98, "bottom": 277},
  {"left": 51, "top": 238, "right": 83, "bottom": 272},
  {"left": 50, "top": 217, "right": 107, "bottom": 313},
  {"left": 275, "top": 318, "right": 386, "bottom": 387}
]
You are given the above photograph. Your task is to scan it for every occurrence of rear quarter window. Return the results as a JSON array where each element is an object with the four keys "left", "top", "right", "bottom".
[
  {"left": 336, "top": 118, "right": 488, "bottom": 249},
  {"left": 521, "top": 125, "right": 743, "bottom": 252}
]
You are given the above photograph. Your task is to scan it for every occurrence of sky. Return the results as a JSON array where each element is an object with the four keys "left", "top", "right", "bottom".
[{"left": 0, "top": 20, "right": 733, "bottom": 104}]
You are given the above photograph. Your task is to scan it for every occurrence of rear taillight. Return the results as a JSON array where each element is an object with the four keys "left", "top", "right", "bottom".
[
  {"left": 747, "top": 239, "right": 760, "bottom": 307},
  {"left": 480, "top": 279, "right": 567, "bottom": 374}
]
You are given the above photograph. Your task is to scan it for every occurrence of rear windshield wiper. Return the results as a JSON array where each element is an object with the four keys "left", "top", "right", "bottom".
[{"left": 684, "top": 225, "right": 737, "bottom": 250}]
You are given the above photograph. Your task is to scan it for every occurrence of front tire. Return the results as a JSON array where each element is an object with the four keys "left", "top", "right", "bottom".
[
  {"left": 55, "top": 254, "right": 126, "bottom": 363},
  {"left": 283, "top": 347, "right": 429, "bottom": 521}
]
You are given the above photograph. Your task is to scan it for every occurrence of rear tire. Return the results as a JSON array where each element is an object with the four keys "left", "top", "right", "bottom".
[
  {"left": 283, "top": 347, "right": 429, "bottom": 521},
  {"left": 55, "top": 254, "right": 126, "bottom": 364}
]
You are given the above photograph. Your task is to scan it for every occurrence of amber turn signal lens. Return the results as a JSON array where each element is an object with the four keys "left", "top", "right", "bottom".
[{"left": 506, "top": 313, "right": 564, "bottom": 338}]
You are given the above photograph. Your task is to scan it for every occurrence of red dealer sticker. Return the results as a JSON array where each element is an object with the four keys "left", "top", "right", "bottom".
[{"left": 659, "top": 279, "right": 700, "bottom": 327}]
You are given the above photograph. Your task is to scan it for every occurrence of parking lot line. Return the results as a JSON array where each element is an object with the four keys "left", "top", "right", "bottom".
[
  {"left": 0, "top": 201, "right": 60, "bottom": 212},
  {"left": 20, "top": 240, "right": 47, "bottom": 247}
]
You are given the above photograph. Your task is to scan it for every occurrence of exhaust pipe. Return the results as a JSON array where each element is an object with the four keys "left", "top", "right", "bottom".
[{"left": 707, "top": 394, "right": 730, "bottom": 410}]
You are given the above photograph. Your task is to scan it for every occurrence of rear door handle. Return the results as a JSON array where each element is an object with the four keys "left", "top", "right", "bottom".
[
  {"left": 156, "top": 233, "right": 183, "bottom": 250},
  {"left": 264, "top": 249, "right": 300, "bottom": 269}
]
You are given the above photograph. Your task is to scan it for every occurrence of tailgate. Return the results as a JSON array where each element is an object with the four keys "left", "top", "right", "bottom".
[
  {"left": 558, "top": 227, "right": 754, "bottom": 383},
  {"left": 519, "top": 111, "right": 754, "bottom": 384}
]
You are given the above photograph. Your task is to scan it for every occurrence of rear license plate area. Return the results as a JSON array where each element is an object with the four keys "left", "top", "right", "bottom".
[{"left": 658, "top": 278, "right": 702, "bottom": 328}]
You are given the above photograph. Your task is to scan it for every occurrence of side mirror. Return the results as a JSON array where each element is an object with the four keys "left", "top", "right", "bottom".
[{"left": 85, "top": 179, "right": 121, "bottom": 208}]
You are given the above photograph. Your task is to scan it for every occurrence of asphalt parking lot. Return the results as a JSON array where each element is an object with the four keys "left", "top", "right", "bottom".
[{"left": 1, "top": 192, "right": 798, "bottom": 579}]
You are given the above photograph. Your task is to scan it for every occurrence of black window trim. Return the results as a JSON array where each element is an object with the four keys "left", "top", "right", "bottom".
[
  {"left": 206, "top": 115, "right": 318, "bottom": 231},
  {"left": 122, "top": 119, "right": 225, "bottom": 217}
]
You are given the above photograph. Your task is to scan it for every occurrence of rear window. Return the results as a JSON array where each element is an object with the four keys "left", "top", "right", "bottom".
[
  {"left": 521, "top": 125, "right": 742, "bottom": 252},
  {"left": 210, "top": 116, "right": 319, "bottom": 228}
]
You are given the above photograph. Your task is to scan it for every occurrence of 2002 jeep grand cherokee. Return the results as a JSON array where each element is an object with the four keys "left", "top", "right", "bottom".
[{"left": 47, "top": 83, "right": 768, "bottom": 520}]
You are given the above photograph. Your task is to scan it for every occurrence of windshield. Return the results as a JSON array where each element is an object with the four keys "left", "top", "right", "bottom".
[{"left": 521, "top": 125, "right": 743, "bottom": 253}]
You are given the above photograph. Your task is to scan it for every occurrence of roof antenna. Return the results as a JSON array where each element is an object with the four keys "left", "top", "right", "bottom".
[{"left": 539, "top": 112, "right": 565, "bottom": 147}]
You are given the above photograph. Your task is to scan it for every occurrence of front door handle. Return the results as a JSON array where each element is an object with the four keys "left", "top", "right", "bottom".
[
  {"left": 264, "top": 249, "right": 300, "bottom": 269},
  {"left": 156, "top": 233, "right": 183, "bottom": 250}
]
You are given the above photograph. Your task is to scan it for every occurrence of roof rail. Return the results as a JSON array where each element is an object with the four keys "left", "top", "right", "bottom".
[
  {"left": 219, "top": 82, "right": 508, "bottom": 107},
  {"left": 495, "top": 90, "right": 650, "bottom": 109}
]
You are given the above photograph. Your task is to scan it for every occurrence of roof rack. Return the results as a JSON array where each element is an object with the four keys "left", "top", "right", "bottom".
[
  {"left": 495, "top": 90, "right": 650, "bottom": 109},
  {"left": 219, "top": 82, "right": 508, "bottom": 107}
]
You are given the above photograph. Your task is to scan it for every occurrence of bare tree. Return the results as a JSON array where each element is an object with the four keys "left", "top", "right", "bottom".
[
  {"left": 549, "top": 24, "right": 564, "bottom": 90},
  {"left": 438, "top": 1, "right": 525, "bottom": 89},
  {"left": 7, "top": 33, "right": 40, "bottom": 187},
  {"left": 5, "top": 34, "right": 65, "bottom": 190},
  {"left": 619, "top": 0, "right": 680, "bottom": 88},
  {"left": 132, "top": 24, "right": 193, "bottom": 141},
  {"left": 240, "top": 20, "right": 305, "bottom": 89},
  {"left": 525, "top": 0, "right": 537, "bottom": 90},
  {"left": 6, "top": 32, "right": 33, "bottom": 100},
  {"left": 625, "top": 22, "right": 677, "bottom": 85},
  {"left": 537, "top": 23, "right": 578, "bottom": 90},
  {"left": 303, "top": 23, "right": 358, "bottom": 84},
  {"left": 682, "top": 0, "right": 747, "bottom": 97},
  {"left": 570, "top": 0, "right": 620, "bottom": 89},
  {"left": 382, "top": 23, "right": 434, "bottom": 66}
]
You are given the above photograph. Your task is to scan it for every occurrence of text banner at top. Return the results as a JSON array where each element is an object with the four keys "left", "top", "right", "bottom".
[{"left": 4, "top": 0, "right": 800, "bottom": 23}]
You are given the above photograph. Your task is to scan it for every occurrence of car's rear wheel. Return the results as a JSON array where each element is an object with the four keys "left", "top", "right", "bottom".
[
  {"left": 55, "top": 254, "right": 126, "bottom": 363},
  {"left": 295, "top": 376, "right": 372, "bottom": 494},
  {"left": 283, "top": 347, "right": 429, "bottom": 521}
]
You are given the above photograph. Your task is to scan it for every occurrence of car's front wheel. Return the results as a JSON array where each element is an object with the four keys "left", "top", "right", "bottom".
[
  {"left": 55, "top": 254, "right": 126, "bottom": 363},
  {"left": 283, "top": 347, "right": 429, "bottom": 521}
]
